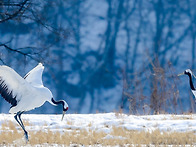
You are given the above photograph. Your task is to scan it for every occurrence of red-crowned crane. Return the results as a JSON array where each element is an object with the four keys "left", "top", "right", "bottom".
[
  {"left": 0, "top": 63, "right": 68, "bottom": 141},
  {"left": 178, "top": 69, "right": 196, "bottom": 100}
]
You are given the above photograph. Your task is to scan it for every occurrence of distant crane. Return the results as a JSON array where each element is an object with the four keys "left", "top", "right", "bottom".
[
  {"left": 0, "top": 63, "right": 68, "bottom": 141},
  {"left": 178, "top": 69, "right": 196, "bottom": 99}
]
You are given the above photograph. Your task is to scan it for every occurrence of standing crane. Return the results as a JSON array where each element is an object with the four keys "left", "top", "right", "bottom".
[
  {"left": 178, "top": 69, "right": 196, "bottom": 99},
  {"left": 0, "top": 63, "right": 68, "bottom": 141}
]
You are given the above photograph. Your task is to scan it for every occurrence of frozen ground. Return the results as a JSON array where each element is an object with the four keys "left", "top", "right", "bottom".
[
  {"left": 0, "top": 113, "right": 196, "bottom": 146},
  {"left": 0, "top": 113, "right": 196, "bottom": 133}
]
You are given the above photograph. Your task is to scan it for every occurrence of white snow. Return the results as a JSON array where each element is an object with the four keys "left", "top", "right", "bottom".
[
  {"left": 0, "top": 113, "right": 196, "bottom": 133},
  {"left": 1, "top": 113, "right": 196, "bottom": 146}
]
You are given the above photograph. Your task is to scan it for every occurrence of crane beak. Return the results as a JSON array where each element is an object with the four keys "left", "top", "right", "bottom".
[
  {"left": 178, "top": 72, "right": 184, "bottom": 76},
  {"left": 61, "top": 111, "right": 66, "bottom": 121}
]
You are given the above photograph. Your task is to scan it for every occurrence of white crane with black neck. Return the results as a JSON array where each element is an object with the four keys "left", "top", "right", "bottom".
[
  {"left": 0, "top": 63, "right": 68, "bottom": 141},
  {"left": 178, "top": 69, "right": 196, "bottom": 100}
]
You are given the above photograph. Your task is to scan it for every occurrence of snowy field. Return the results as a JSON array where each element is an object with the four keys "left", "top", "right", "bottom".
[
  {"left": 0, "top": 113, "right": 196, "bottom": 146},
  {"left": 3, "top": 113, "right": 194, "bottom": 133}
]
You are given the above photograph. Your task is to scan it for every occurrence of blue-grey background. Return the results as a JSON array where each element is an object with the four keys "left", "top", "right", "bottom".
[{"left": 0, "top": 0, "right": 196, "bottom": 114}]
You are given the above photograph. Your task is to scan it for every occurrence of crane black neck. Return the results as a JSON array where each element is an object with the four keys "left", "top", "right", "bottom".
[
  {"left": 187, "top": 73, "right": 196, "bottom": 90},
  {"left": 51, "top": 98, "right": 64, "bottom": 105},
  {"left": 51, "top": 98, "right": 65, "bottom": 109}
]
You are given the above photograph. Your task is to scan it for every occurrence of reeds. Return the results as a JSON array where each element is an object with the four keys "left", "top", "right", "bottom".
[{"left": 0, "top": 120, "right": 196, "bottom": 146}]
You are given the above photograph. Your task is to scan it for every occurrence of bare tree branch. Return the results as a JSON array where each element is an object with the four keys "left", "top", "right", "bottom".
[
  {"left": 0, "top": 43, "right": 40, "bottom": 61},
  {"left": 0, "top": 0, "right": 30, "bottom": 23}
]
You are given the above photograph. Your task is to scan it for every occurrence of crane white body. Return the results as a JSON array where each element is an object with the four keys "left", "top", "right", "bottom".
[
  {"left": 0, "top": 63, "right": 68, "bottom": 141},
  {"left": 9, "top": 86, "right": 51, "bottom": 113},
  {"left": 192, "top": 90, "right": 196, "bottom": 99},
  {"left": 0, "top": 63, "right": 53, "bottom": 114}
]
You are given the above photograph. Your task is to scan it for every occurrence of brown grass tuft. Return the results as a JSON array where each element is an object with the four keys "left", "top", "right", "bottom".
[{"left": 0, "top": 120, "right": 196, "bottom": 146}]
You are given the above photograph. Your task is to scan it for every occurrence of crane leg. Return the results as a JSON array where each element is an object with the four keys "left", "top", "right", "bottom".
[
  {"left": 18, "top": 112, "right": 28, "bottom": 141},
  {"left": 14, "top": 112, "right": 28, "bottom": 142}
]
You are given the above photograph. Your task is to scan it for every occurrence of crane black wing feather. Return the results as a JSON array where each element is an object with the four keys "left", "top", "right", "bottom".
[
  {"left": 0, "top": 78, "right": 17, "bottom": 107},
  {"left": 0, "top": 65, "right": 30, "bottom": 107}
]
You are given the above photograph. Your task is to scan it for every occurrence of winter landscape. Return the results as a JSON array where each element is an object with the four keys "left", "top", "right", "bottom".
[
  {"left": 1, "top": 0, "right": 196, "bottom": 146},
  {"left": 0, "top": 113, "right": 195, "bottom": 146}
]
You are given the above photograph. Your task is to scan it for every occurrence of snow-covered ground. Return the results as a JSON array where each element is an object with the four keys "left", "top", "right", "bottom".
[
  {"left": 0, "top": 113, "right": 196, "bottom": 146},
  {"left": 1, "top": 113, "right": 196, "bottom": 133}
]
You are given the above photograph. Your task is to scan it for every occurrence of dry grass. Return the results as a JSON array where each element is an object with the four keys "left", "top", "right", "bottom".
[
  {"left": 0, "top": 120, "right": 196, "bottom": 146},
  {"left": 170, "top": 114, "right": 194, "bottom": 120}
]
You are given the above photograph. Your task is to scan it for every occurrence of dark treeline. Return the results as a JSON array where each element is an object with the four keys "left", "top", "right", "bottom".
[{"left": 0, "top": 0, "right": 195, "bottom": 114}]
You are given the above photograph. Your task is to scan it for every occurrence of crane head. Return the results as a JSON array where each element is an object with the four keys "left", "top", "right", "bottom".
[
  {"left": 61, "top": 106, "right": 69, "bottom": 121},
  {"left": 61, "top": 102, "right": 69, "bottom": 121},
  {"left": 50, "top": 98, "right": 69, "bottom": 121},
  {"left": 178, "top": 69, "right": 196, "bottom": 78}
]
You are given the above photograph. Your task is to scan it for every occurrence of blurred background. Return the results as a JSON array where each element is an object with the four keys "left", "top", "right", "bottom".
[{"left": 0, "top": 0, "right": 195, "bottom": 114}]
